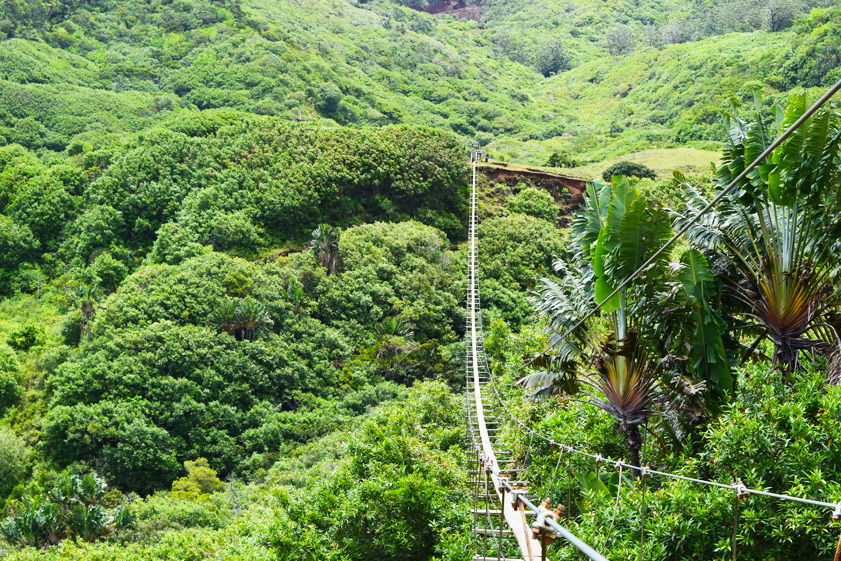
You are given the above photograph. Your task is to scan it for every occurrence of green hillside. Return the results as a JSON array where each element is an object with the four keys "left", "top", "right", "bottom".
[
  {"left": 489, "top": 29, "right": 796, "bottom": 164},
  {"left": 0, "top": 0, "right": 838, "bottom": 164},
  {"left": 0, "top": 0, "right": 841, "bottom": 559}
]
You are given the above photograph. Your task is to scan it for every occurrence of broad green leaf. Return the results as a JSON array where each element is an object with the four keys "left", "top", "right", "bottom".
[
  {"left": 606, "top": 176, "right": 638, "bottom": 231},
  {"left": 805, "top": 107, "right": 830, "bottom": 161},
  {"left": 679, "top": 249, "right": 713, "bottom": 290},
  {"left": 614, "top": 198, "right": 648, "bottom": 279},
  {"left": 767, "top": 166, "right": 783, "bottom": 204},
  {"left": 595, "top": 276, "right": 620, "bottom": 313},
  {"left": 593, "top": 228, "right": 608, "bottom": 277},
  {"left": 772, "top": 91, "right": 808, "bottom": 170}
]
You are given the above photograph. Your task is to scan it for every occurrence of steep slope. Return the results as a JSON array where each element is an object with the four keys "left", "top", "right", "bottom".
[
  {"left": 0, "top": 0, "right": 838, "bottom": 163},
  {"left": 488, "top": 29, "right": 796, "bottom": 164}
]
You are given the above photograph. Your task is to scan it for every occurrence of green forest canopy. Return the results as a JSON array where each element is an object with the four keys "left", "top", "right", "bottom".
[{"left": 0, "top": 0, "right": 840, "bottom": 559}]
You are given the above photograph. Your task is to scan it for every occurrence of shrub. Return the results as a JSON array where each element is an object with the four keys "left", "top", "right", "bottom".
[
  {"left": 606, "top": 24, "right": 635, "bottom": 55},
  {"left": 149, "top": 223, "right": 209, "bottom": 265},
  {"left": 507, "top": 187, "right": 557, "bottom": 223},
  {"left": 88, "top": 252, "right": 129, "bottom": 294},
  {"left": 546, "top": 151, "right": 578, "bottom": 168},
  {"left": 314, "top": 83, "right": 343, "bottom": 114},
  {"left": 6, "top": 325, "right": 42, "bottom": 352},
  {"left": 602, "top": 161, "right": 657, "bottom": 181},
  {"left": 535, "top": 37, "right": 570, "bottom": 76},
  {"left": 60, "top": 311, "right": 83, "bottom": 347},
  {"left": 133, "top": 493, "right": 228, "bottom": 534},
  {"left": 170, "top": 458, "right": 223, "bottom": 501},
  {"left": 0, "top": 346, "right": 22, "bottom": 414},
  {"left": 277, "top": 381, "right": 469, "bottom": 561},
  {"left": 0, "top": 426, "right": 29, "bottom": 503}
]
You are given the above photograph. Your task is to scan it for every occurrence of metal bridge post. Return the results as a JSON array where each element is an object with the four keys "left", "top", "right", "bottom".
[
  {"left": 498, "top": 486, "right": 505, "bottom": 561},
  {"left": 474, "top": 449, "right": 480, "bottom": 556},
  {"left": 482, "top": 460, "right": 490, "bottom": 558}
]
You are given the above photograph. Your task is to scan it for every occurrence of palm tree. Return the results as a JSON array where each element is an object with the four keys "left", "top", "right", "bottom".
[
  {"left": 308, "top": 224, "right": 341, "bottom": 275},
  {"left": 209, "top": 297, "right": 238, "bottom": 336},
  {"left": 374, "top": 316, "right": 414, "bottom": 340},
  {"left": 673, "top": 92, "right": 841, "bottom": 376},
  {"left": 234, "top": 298, "right": 272, "bottom": 341},
  {"left": 209, "top": 297, "right": 272, "bottom": 341},
  {"left": 76, "top": 284, "right": 100, "bottom": 343},
  {"left": 586, "top": 335, "right": 658, "bottom": 472},
  {"left": 285, "top": 276, "right": 305, "bottom": 315},
  {"left": 522, "top": 178, "right": 672, "bottom": 476}
]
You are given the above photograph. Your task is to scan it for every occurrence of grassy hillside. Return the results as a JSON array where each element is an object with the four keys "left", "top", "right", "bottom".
[
  {"left": 0, "top": 0, "right": 838, "bottom": 164},
  {"left": 567, "top": 147, "right": 720, "bottom": 180},
  {"left": 487, "top": 30, "right": 796, "bottom": 164}
]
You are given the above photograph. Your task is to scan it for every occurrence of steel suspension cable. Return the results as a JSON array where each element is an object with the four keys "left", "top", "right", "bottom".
[{"left": 482, "top": 360, "right": 841, "bottom": 513}]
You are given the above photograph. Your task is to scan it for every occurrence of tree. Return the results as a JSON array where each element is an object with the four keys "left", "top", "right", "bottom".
[
  {"left": 235, "top": 298, "right": 272, "bottom": 341},
  {"left": 0, "top": 345, "right": 23, "bottom": 415},
  {"left": 507, "top": 187, "right": 557, "bottom": 223},
  {"left": 210, "top": 297, "right": 273, "bottom": 341},
  {"left": 75, "top": 283, "right": 100, "bottom": 343},
  {"left": 660, "top": 20, "right": 688, "bottom": 45},
  {"left": 765, "top": 0, "right": 798, "bottom": 32},
  {"left": 0, "top": 426, "right": 29, "bottom": 504},
  {"left": 546, "top": 151, "right": 577, "bottom": 168},
  {"left": 523, "top": 178, "right": 673, "bottom": 476},
  {"left": 534, "top": 37, "right": 570, "bottom": 77},
  {"left": 602, "top": 161, "right": 657, "bottom": 182},
  {"left": 314, "top": 83, "right": 343, "bottom": 115},
  {"left": 308, "top": 224, "right": 341, "bottom": 275},
  {"left": 0, "top": 214, "right": 39, "bottom": 294},
  {"left": 18, "top": 266, "right": 44, "bottom": 298},
  {"left": 606, "top": 24, "right": 635, "bottom": 56},
  {"left": 285, "top": 275, "right": 306, "bottom": 315}
]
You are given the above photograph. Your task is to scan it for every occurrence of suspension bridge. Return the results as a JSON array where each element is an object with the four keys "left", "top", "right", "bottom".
[{"left": 462, "top": 73, "right": 841, "bottom": 561}]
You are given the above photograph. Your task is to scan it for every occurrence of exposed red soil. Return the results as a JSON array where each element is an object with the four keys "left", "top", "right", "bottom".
[
  {"left": 414, "top": 0, "right": 482, "bottom": 23},
  {"left": 479, "top": 164, "right": 588, "bottom": 211}
]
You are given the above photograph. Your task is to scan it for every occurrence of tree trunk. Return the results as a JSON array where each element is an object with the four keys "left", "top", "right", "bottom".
[
  {"left": 623, "top": 422, "right": 642, "bottom": 480},
  {"left": 775, "top": 339, "right": 797, "bottom": 382}
]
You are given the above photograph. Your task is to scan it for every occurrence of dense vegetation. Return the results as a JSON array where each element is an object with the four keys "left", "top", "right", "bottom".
[
  {"left": 1, "top": 0, "right": 840, "bottom": 559},
  {"left": 505, "top": 91, "right": 841, "bottom": 559},
  {"left": 0, "top": 0, "right": 838, "bottom": 167},
  {"left": 0, "top": 99, "right": 561, "bottom": 558}
]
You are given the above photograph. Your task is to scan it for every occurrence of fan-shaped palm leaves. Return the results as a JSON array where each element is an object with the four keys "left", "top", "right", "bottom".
[
  {"left": 523, "top": 178, "right": 671, "bottom": 475},
  {"left": 674, "top": 92, "right": 841, "bottom": 376},
  {"left": 285, "top": 276, "right": 305, "bottom": 315},
  {"left": 209, "top": 297, "right": 238, "bottom": 337},
  {"left": 374, "top": 316, "right": 414, "bottom": 340},
  {"left": 236, "top": 298, "right": 272, "bottom": 341},
  {"left": 519, "top": 258, "right": 593, "bottom": 398},
  {"left": 309, "top": 224, "right": 341, "bottom": 275},
  {"left": 209, "top": 297, "right": 273, "bottom": 341},
  {"left": 582, "top": 335, "right": 658, "bottom": 474},
  {"left": 0, "top": 473, "right": 120, "bottom": 548}
]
